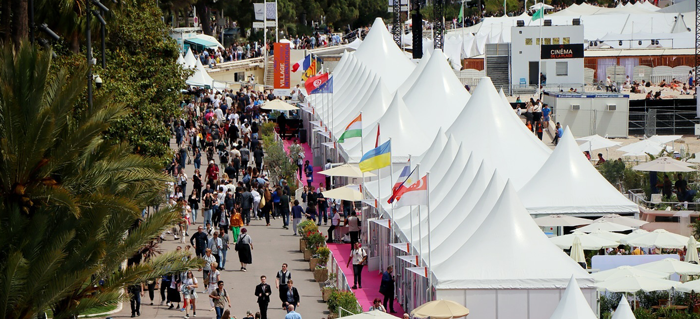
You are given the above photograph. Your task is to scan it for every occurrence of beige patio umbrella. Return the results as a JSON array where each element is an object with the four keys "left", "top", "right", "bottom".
[
  {"left": 596, "top": 274, "right": 680, "bottom": 293},
  {"left": 635, "top": 258, "right": 700, "bottom": 276},
  {"left": 591, "top": 266, "right": 668, "bottom": 282},
  {"left": 632, "top": 157, "right": 695, "bottom": 172},
  {"left": 321, "top": 184, "right": 364, "bottom": 201},
  {"left": 622, "top": 229, "right": 695, "bottom": 249},
  {"left": 576, "top": 220, "right": 633, "bottom": 233},
  {"left": 411, "top": 300, "right": 469, "bottom": 319},
  {"left": 319, "top": 164, "right": 376, "bottom": 178},
  {"left": 550, "top": 233, "right": 619, "bottom": 250},
  {"left": 570, "top": 236, "right": 586, "bottom": 264},
  {"left": 533, "top": 215, "right": 592, "bottom": 227},
  {"left": 595, "top": 214, "right": 648, "bottom": 228},
  {"left": 261, "top": 99, "right": 298, "bottom": 111},
  {"left": 576, "top": 230, "right": 626, "bottom": 242}
]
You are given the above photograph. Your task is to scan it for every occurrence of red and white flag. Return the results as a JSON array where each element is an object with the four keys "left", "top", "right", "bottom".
[{"left": 394, "top": 175, "right": 428, "bottom": 207}]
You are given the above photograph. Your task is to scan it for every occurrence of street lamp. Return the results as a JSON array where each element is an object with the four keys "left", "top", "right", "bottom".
[
  {"left": 86, "top": 0, "right": 109, "bottom": 110},
  {"left": 94, "top": 75, "right": 103, "bottom": 89}
]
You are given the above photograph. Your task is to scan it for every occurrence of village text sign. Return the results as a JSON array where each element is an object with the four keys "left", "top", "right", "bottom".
[{"left": 540, "top": 44, "right": 584, "bottom": 59}]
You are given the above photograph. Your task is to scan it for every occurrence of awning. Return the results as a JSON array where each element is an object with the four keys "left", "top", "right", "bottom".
[
  {"left": 407, "top": 267, "right": 428, "bottom": 278},
  {"left": 185, "top": 37, "right": 219, "bottom": 49},
  {"left": 398, "top": 255, "right": 420, "bottom": 266},
  {"left": 371, "top": 219, "right": 391, "bottom": 229},
  {"left": 389, "top": 242, "right": 410, "bottom": 253}
]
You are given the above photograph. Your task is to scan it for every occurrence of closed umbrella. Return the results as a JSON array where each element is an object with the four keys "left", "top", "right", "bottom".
[
  {"left": 633, "top": 157, "right": 695, "bottom": 172},
  {"left": 262, "top": 99, "right": 298, "bottom": 111},
  {"left": 635, "top": 258, "right": 700, "bottom": 275},
  {"left": 687, "top": 236, "right": 700, "bottom": 264},
  {"left": 595, "top": 214, "right": 649, "bottom": 227},
  {"left": 411, "top": 300, "right": 469, "bottom": 319},
  {"left": 622, "top": 229, "right": 695, "bottom": 249},
  {"left": 570, "top": 236, "right": 586, "bottom": 264},
  {"left": 591, "top": 266, "right": 668, "bottom": 282},
  {"left": 319, "top": 164, "right": 376, "bottom": 178},
  {"left": 576, "top": 220, "right": 633, "bottom": 233},
  {"left": 619, "top": 140, "right": 669, "bottom": 157},
  {"left": 534, "top": 215, "right": 592, "bottom": 227},
  {"left": 321, "top": 184, "right": 364, "bottom": 201},
  {"left": 596, "top": 274, "right": 679, "bottom": 292},
  {"left": 550, "top": 233, "right": 619, "bottom": 250}
]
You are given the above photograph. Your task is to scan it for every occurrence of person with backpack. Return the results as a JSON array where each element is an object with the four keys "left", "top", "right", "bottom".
[
  {"left": 304, "top": 160, "right": 313, "bottom": 187},
  {"left": 209, "top": 281, "right": 231, "bottom": 319}
]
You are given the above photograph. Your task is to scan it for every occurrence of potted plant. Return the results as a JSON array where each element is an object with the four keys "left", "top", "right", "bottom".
[
  {"left": 316, "top": 246, "right": 331, "bottom": 265},
  {"left": 327, "top": 290, "right": 362, "bottom": 317},
  {"left": 314, "top": 265, "right": 329, "bottom": 282},
  {"left": 297, "top": 220, "right": 315, "bottom": 251},
  {"left": 306, "top": 230, "right": 326, "bottom": 252},
  {"left": 322, "top": 286, "right": 337, "bottom": 302},
  {"left": 309, "top": 256, "right": 319, "bottom": 270}
]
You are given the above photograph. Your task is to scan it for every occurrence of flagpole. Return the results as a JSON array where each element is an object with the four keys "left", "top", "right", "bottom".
[
  {"left": 426, "top": 171, "right": 432, "bottom": 301},
  {"left": 389, "top": 138, "right": 395, "bottom": 269},
  {"left": 537, "top": 0, "right": 543, "bottom": 99},
  {"left": 416, "top": 163, "right": 423, "bottom": 305}
]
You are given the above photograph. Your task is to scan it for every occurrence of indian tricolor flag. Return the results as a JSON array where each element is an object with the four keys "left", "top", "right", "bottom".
[{"left": 338, "top": 114, "right": 362, "bottom": 143}]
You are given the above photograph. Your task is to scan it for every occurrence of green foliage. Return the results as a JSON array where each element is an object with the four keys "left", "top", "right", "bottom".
[
  {"left": 316, "top": 246, "right": 331, "bottom": 264},
  {"left": 600, "top": 293, "right": 624, "bottom": 318},
  {"left": 597, "top": 160, "right": 627, "bottom": 187},
  {"left": 298, "top": 220, "right": 316, "bottom": 235},
  {"left": 49, "top": 0, "right": 188, "bottom": 163},
  {"left": 327, "top": 290, "right": 362, "bottom": 316},
  {"left": 632, "top": 308, "right": 656, "bottom": 319},
  {"left": 306, "top": 230, "right": 326, "bottom": 252},
  {"left": 0, "top": 43, "right": 201, "bottom": 319},
  {"left": 260, "top": 129, "right": 299, "bottom": 193}
]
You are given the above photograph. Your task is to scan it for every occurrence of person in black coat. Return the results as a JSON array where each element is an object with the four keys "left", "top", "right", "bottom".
[
  {"left": 254, "top": 275, "right": 272, "bottom": 319},
  {"left": 282, "top": 280, "right": 300, "bottom": 309},
  {"left": 379, "top": 266, "right": 396, "bottom": 313}
]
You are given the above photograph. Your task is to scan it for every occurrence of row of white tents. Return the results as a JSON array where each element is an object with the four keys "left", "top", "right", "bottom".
[
  {"left": 395, "top": 2, "right": 694, "bottom": 70},
  {"left": 177, "top": 48, "right": 225, "bottom": 89},
  {"left": 302, "top": 17, "right": 641, "bottom": 318}
]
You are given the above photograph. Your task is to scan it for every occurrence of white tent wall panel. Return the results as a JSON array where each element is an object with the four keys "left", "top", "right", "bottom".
[{"left": 435, "top": 288, "right": 598, "bottom": 319}]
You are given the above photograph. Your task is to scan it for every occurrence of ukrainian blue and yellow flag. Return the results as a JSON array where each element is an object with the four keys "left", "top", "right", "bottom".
[{"left": 359, "top": 140, "right": 391, "bottom": 172}]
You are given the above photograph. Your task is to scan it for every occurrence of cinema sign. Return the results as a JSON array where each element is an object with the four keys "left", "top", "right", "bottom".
[{"left": 541, "top": 44, "right": 584, "bottom": 59}]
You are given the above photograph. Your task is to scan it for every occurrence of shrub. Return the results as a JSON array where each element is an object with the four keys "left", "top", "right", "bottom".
[
  {"left": 302, "top": 222, "right": 319, "bottom": 238},
  {"left": 306, "top": 230, "right": 326, "bottom": 252},
  {"left": 298, "top": 220, "right": 315, "bottom": 235},
  {"left": 327, "top": 290, "right": 362, "bottom": 317},
  {"left": 317, "top": 246, "right": 331, "bottom": 265}
]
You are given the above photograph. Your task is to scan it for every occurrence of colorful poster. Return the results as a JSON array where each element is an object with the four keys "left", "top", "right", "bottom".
[{"left": 273, "top": 42, "right": 291, "bottom": 95}]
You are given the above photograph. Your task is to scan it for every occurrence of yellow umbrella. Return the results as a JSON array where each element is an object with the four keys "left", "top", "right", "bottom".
[
  {"left": 411, "top": 300, "right": 469, "bottom": 319},
  {"left": 319, "top": 164, "right": 376, "bottom": 178},
  {"left": 261, "top": 99, "right": 298, "bottom": 111},
  {"left": 321, "top": 184, "right": 364, "bottom": 201}
]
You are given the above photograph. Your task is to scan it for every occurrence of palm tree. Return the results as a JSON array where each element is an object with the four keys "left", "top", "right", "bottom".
[{"left": 0, "top": 42, "right": 202, "bottom": 319}]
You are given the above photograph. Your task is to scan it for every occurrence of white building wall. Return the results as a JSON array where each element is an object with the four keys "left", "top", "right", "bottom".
[
  {"left": 511, "top": 24, "right": 585, "bottom": 89},
  {"left": 543, "top": 93, "right": 630, "bottom": 138}
]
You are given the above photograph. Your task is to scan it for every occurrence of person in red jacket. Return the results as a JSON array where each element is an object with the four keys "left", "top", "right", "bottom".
[{"left": 207, "top": 160, "right": 220, "bottom": 186}]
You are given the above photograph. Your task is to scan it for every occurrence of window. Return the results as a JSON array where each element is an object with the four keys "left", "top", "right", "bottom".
[
  {"left": 563, "top": 37, "right": 571, "bottom": 44},
  {"left": 556, "top": 62, "right": 568, "bottom": 76},
  {"left": 552, "top": 37, "right": 560, "bottom": 44},
  {"left": 525, "top": 38, "right": 533, "bottom": 45},
  {"left": 544, "top": 38, "right": 551, "bottom": 45},
  {"left": 536, "top": 38, "right": 540, "bottom": 45}
]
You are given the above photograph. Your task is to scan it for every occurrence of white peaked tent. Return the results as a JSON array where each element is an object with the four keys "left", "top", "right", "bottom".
[
  {"left": 342, "top": 92, "right": 430, "bottom": 163},
  {"left": 611, "top": 298, "right": 636, "bottom": 319},
  {"left": 402, "top": 50, "right": 471, "bottom": 138},
  {"left": 346, "top": 37, "right": 363, "bottom": 50},
  {"left": 519, "top": 127, "right": 639, "bottom": 215},
  {"left": 446, "top": 77, "right": 551, "bottom": 189},
  {"left": 186, "top": 58, "right": 217, "bottom": 88},
  {"left": 177, "top": 54, "right": 187, "bottom": 68},
  {"left": 354, "top": 18, "right": 415, "bottom": 92},
  {"left": 398, "top": 50, "right": 432, "bottom": 96},
  {"left": 433, "top": 181, "right": 596, "bottom": 319},
  {"left": 333, "top": 78, "right": 391, "bottom": 139},
  {"left": 443, "top": 36, "right": 464, "bottom": 70},
  {"left": 549, "top": 276, "right": 598, "bottom": 319},
  {"left": 184, "top": 48, "right": 197, "bottom": 69}
]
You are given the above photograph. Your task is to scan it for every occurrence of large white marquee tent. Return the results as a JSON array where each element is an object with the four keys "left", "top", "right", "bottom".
[{"left": 299, "top": 17, "right": 640, "bottom": 318}]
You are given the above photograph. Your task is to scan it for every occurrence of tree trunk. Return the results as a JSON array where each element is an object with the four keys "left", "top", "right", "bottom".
[
  {"left": 196, "top": 2, "right": 212, "bottom": 35},
  {"left": 11, "top": 0, "right": 28, "bottom": 45},
  {"left": 69, "top": 31, "right": 80, "bottom": 54},
  {"left": 2, "top": 0, "right": 10, "bottom": 43}
]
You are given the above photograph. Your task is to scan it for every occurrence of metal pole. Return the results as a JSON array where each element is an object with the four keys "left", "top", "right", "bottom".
[
  {"left": 275, "top": 0, "right": 279, "bottom": 43},
  {"left": 389, "top": 138, "right": 394, "bottom": 268},
  {"left": 101, "top": 21, "right": 106, "bottom": 69},
  {"left": 87, "top": 0, "right": 94, "bottom": 110},
  {"left": 263, "top": 1, "right": 267, "bottom": 87},
  {"left": 426, "top": 171, "right": 432, "bottom": 301}
]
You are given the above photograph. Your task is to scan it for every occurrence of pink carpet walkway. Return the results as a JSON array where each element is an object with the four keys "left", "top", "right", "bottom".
[
  {"left": 327, "top": 243, "right": 405, "bottom": 316},
  {"left": 282, "top": 139, "right": 326, "bottom": 189}
]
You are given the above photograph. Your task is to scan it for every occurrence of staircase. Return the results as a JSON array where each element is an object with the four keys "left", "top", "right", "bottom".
[
  {"left": 485, "top": 43, "right": 511, "bottom": 94},
  {"left": 264, "top": 58, "right": 274, "bottom": 88}
]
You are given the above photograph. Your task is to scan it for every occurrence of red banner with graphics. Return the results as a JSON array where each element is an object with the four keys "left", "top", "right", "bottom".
[{"left": 273, "top": 43, "right": 290, "bottom": 90}]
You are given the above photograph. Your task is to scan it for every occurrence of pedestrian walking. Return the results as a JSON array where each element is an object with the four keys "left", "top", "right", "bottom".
[
  {"left": 220, "top": 228, "right": 230, "bottom": 270},
  {"left": 346, "top": 242, "right": 367, "bottom": 289},
  {"left": 182, "top": 270, "right": 199, "bottom": 318},
  {"left": 207, "top": 262, "right": 221, "bottom": 309},
  {"left": 379, "top": 266, "right": 396, "bottom": 313},
  {"left": 276, "top": 263, "right": 292, "bottom": 308},
  {"left": 129, "top": 282, "right": 144, "bottom": 317},
  {"left": 255, "top": 275, "right": 272, "bottom": 319},
  {"left": 209, "top": 281, "right": 231, "bottom": 319},
  {"left": 230, "top": 208, "right": 244, "bottom": 241},
  {"left": 291, "top": 200, "right": 303, "bottom": 235},
  {"left": 347, "top": 211, "right": 361, "bottom": 247},
  {"left": 282, "top": 280, "right": 300, "bottom": 309},
  {"left": 236, "top": 228, "right": 253, "bottom": 271},
  {"left": 327, "top": 208, "right": 341, "bottom": 243},
  {"left": 284, "top": 305, "right": 302, "bottom": 319}
]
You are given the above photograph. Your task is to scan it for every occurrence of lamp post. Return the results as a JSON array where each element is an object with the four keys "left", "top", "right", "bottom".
[{"left": 86, "top": 0, "right": 109, "bottom": 110}]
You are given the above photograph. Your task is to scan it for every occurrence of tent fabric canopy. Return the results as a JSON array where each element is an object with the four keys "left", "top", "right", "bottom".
[
  {"left": 519, "top": 128, "right": 639, "bottom": 215},
  {"left": 548, "top": 276, "right": 598, "bottom": 319}
]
